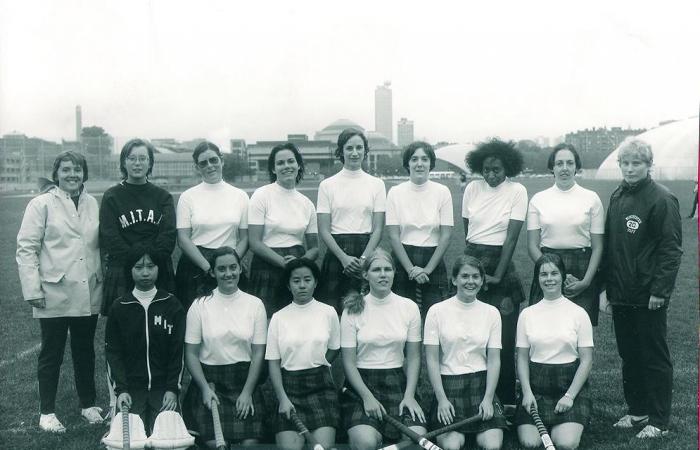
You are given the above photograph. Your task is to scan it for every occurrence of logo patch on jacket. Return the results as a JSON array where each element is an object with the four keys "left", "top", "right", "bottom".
[
  {"left": 625, "top": 215, "right": 641, "bottom": 234},
  {"left": 154, "top": 315, "right": 174, "bottom": 334}
]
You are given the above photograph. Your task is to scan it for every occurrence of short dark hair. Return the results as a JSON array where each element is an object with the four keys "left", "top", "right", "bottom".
[
  {"left": 119, "top": 138, "right": 156, "bottom": 180},
  {"left": 402, "top": 141, "right": 436, "bottom": 173},
  {"left": 276, "top": 257, "right": 320, "bottom": 306},
  {"left": 192, "top": 141, "right": 222, "bottom": 164},
  {"left": 547, "top": 143, "right": 582, "bottom": 171},
  {"left": 281, "top": 257, "right": 320, "bottom": 286},
  {"left": 466, "top": 138, "right": 523, "bottom": 177},
  {"left": 52, "top": 151, "right": 89, "bottom": 184},
  {"left": 451, "top": 255, "right": 485, "bottom": 280},
  {"left": 122, "top": 244, "right": 166, "bottom": 293},
  {"left": 335, "top": 128, "right": 370, "bottom": 163},
  {"left": 199, "top": 246, "right": 242, "bottom": 299},
  {"left": 267, "top": 142, "right": 305, "bottom": 184},
  {"left": 533, "top": 253, "right": 567, "bottom": 291}
]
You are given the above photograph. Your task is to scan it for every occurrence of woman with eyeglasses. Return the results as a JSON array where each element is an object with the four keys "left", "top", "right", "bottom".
[
  {"left": 247, "top": 142, "right": 319, "bottom": 318},
  {"left": 100, "top": 138, "right": 177, "bottom": 316},
  {"left": 175, "top": 141, "right": 250, "bottom": 311}
]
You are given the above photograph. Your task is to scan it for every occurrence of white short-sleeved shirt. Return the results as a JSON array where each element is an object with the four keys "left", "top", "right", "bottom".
[
  {"left": 317, "top": 168, "right": 387, "bottom": 234},
  {"left": 248, "top": 182, "right": 318, "bottom": 247},
  {"left": 424, "top": 297, "right": 502, "bottom": 375},
  {"left": 462, "top": 179, "right": 528, "bottom": 245},
  {"left": 265, "top": 299, "right": 340, "bottom": 371},
  {"left": 185, "top": 288, "right": 267, "bottom": 365},
  {"left": 340, "top": 292, "right": 422, "bottom": 369},
  {"left": 385, "top": 180, "right": 454, "bottom": 246},
  {"left": 527, "top": 183, "right": 605, "bottom": 249},
  {"left": 516, "top": 296, "right": 594, "bottom": 364},
  {"left": 176, "top": 181, "right": 249, "bottom": 248}
]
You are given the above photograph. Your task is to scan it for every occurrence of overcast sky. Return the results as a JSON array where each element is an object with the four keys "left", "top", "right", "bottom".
[{"left": 1, "top": 0, "right": 698, "bottom": 151}]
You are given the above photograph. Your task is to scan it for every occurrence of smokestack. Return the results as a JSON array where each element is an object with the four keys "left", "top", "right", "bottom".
[{"left": 75, "top": 105, "right": 82, "bottom": 141}]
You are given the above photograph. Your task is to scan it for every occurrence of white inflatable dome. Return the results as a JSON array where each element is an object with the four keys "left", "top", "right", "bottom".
[
  {"left": 596, "top": 117, "right": 699, "bottom": 180},
  {"left": 435, "top": 143, "right": 476, "bottom": 172}
]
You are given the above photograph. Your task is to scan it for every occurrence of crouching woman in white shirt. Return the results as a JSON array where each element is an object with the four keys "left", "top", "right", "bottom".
[
  {"left": 340, "top": 249, "right": 427, "bottom": 450},
  {"left": 182, "top": 246, "right": 267, "bottom": 447},
  {"left": 266, "top": 258, "right": 341, "bottom": 450},
  {"left": 424, "top": 255, "right": 508, "bottom": 450},
  {"left": 515, "top": 254, "right": 594, "bottom": 450}
]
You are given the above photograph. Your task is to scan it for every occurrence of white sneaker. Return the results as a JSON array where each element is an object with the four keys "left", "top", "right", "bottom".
[
  {"left": 635, "top": 425, "right": 669, "bottom": 439},
  {"left": 39, "top": 413, "right": 66, "bottom": 433},
  {"left": 81, "top": 406, "right": 104, "bottom": 424}
]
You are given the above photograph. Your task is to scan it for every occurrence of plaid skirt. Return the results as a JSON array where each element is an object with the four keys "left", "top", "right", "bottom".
[
  {"left": 341, "top": 368, "right": 426, "bottom": 441},
  {"left": 247, "top": 245, "right": 305, "bottom": 317},
  {"left": 514, "top": 360, "right": 591, "bottom": 427},
  {"left": 529, "top": 247, "right": 600, "bottom": 326},
  {"left": 273, "top": 366, "right": 340, "bottom": 432},
  {"left": 101, "top": 256, "right": 175, "bottom": 315},
  {"left": 429, "top": 372, "right": 508, "bottom": 434},
  {"left": 392, "top": 245, "right": 450, "bottom": 315},
  {"left": 316, "top": 234, "right": 370, "bottom": 314},
  {"left": 182, "top": 362, "right": 265, "bottom": 442},
  {"left": 464, "top": 242, "right": 525, "bottom": 309}
]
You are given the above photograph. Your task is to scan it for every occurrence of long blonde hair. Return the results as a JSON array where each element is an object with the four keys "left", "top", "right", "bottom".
[{"left": 342, "top": 248, "right": 394, "bottom": 315}]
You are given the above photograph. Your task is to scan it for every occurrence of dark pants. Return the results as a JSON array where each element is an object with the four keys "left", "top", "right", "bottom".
[
  {"left": 497, "top": 302, "right": 518, "bottom": 405},
  {"left": 129, "top": 388, "right": 174, "bottom": 434},
  {"left": 612, "top": 306, "right": 673, "bottom": 428},
  {"left": 689, "top": 191, "right": 697, "bottom": 217},
  {"left": 38, "top": 315, "right": 99, "bottom": 414}
]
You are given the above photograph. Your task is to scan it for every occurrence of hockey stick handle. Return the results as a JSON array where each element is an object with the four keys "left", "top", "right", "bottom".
[
  {"left": 208, "top": 382, "right": 227, "bottom": 450},
  {"left": 120, "top": 403, "right": 130, "bottom": 450},
  {"left": 290, "top": 410, "right": 325, "bottom": 450},
  {"left": 529, "top": 405, "right": 556, "bottom": 450},
  {"left": 378, "top": 412, "right": 483, "bottom": 450},
  {"left": 341, "top": 387, "right": 443, "bottom": 450}
]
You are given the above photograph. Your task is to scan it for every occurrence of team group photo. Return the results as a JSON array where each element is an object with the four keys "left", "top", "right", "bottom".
[{"left": 1, "top": 2, "right": 698, "bottom": 450}]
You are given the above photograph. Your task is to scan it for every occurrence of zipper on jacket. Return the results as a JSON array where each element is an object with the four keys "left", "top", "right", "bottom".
[{"left": 136, "top": 293, "right": 170, "bottom": 391}]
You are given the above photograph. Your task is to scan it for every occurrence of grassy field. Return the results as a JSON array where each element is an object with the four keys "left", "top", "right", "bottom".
[{"left": 0, "top": 177, "right": 697, "bottom": 449}]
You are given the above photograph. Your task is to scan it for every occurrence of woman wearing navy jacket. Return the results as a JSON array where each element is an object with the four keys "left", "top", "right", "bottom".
[{"left": 604, "top": 138, "right": 682, "bottom": 440}]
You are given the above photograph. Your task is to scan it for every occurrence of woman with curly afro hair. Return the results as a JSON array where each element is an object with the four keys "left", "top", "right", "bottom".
[{"left": 461, "top": 138, "right": 527, "bottom": 412}]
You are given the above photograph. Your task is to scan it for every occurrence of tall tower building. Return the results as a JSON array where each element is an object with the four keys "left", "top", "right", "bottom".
[
  {"left": 397, "top": 117, "right": 414, "bottom": 148},
  {"left": 75, "top": 105, "right": 82, "bottom": 140},
  {"left": 374, "top": 81, "right": 393, "bottom": 143}
]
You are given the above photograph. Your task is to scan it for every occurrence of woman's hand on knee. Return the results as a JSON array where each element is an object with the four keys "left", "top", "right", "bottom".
[{"left": 161, "top": 391, "right": 178, "bottom": 411}]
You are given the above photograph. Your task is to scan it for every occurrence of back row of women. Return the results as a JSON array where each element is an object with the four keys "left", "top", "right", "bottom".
[{"left": 17, "top": 128, "right": 682, "bottom": 447}]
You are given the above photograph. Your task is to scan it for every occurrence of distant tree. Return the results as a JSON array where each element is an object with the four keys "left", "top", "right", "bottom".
[
  {"left": 80, "top": 126, "right": 107, "bottom": 137},
  {"left": 374, "top": 154, "right": 405, "bottom": 176},
  {"left": 222, "top": 154, "right": 251, "bottom": 181},
  {"left": 516, "top": 140, "right": 549, "bottom": 173}
]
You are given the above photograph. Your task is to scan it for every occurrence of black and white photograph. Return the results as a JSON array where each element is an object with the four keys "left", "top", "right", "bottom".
[{"left": 0, "top": 1, "right": 698, "bottom": 449}]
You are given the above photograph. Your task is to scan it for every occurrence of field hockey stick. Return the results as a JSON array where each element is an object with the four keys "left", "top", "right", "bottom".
[
  {"left": 415, "top": 283, "right": 423, "bottom": 310},
  {"left": 208, "top": 382, "right": 227, "bottom": 450},
  {"left": 529, "top": 405, "right": 555, "bottom": 450},
  {"left": 378, "top": 412, "right": 482, "bottom": 450},
  {"left": 342, "top": 387, "right": 443, "bottom": 450},
  {"left": 120, "top": 403, "right": 130, "bottom": 450},
  {"left": 290, "top": 410, "right": 325, "bottom": 450}
]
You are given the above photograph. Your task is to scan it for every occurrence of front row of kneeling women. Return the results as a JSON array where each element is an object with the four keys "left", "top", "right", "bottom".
[{"left": 106, "top": 244, "right": 592, "bottom": 450}]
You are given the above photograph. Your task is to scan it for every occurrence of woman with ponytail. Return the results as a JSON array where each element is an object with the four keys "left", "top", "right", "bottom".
[{"left": 339, "top": 249, "right": 426, "bottom": 450}]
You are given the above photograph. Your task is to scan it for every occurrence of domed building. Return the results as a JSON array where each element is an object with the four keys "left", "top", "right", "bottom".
[
  {"left": 596, "top": 117, "right": 698, "bottom": 180},
  {"left": 313, "top": 119, "right": 365, "bottom": 142}
]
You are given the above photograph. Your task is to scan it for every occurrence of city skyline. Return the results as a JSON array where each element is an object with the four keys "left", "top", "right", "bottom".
[{"left": 1, "top": 1, "right": 698, "bottom": 152}]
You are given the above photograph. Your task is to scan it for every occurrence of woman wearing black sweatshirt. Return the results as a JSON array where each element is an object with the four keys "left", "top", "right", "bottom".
[{"left": 99, "top": 138, "right": 177, "bottom": 316}]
